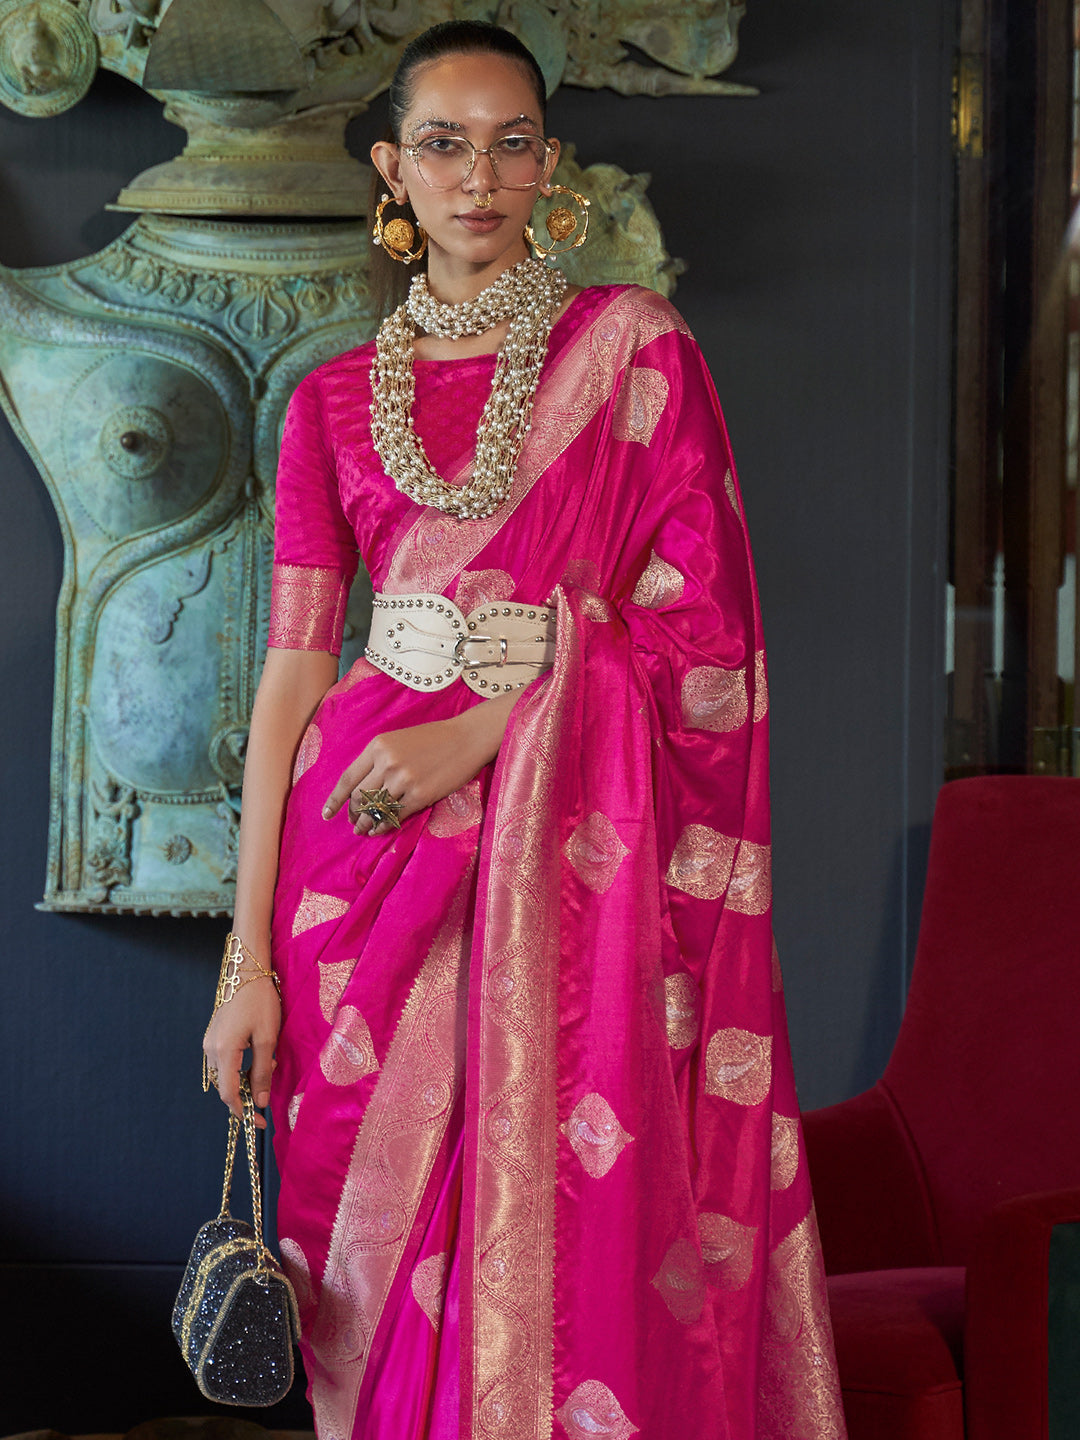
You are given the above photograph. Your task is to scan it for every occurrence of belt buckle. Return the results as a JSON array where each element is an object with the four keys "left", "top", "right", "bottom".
[{"left": 453, "top": 633, "right": 508, "bottom": 669}]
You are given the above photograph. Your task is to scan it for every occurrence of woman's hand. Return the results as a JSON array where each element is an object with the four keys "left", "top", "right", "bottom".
[
  {"left": 203, "top": 976, "right": 281, "bottom": 1128},
  {"left": 323, "top": 691, "right": 518, "bottom": 835}
]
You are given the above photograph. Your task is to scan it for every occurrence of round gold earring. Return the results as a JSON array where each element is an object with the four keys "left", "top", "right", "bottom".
[
  {"left": 524, "top": 184, "right": 591, "bottom": 258},
  {"left": 372, "top": 193, "right": 427, "bottom": 264}
]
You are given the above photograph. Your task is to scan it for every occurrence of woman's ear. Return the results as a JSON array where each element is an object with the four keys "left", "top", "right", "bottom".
[
  {"left": 371, "top": 141, "right": 409, "bottom": 203},
  {"left": 539, "top": 137, "right": 561, "bottom": 196}
]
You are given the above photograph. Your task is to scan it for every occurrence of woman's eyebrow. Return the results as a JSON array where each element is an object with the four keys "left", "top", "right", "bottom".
[{"left": 408, "top": 113, "right": 540, "bottom": 139}]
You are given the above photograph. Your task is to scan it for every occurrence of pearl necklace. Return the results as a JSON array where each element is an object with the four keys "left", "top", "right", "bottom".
[{"left": 370, "top": 257, "right": 567, "bottom": 521}]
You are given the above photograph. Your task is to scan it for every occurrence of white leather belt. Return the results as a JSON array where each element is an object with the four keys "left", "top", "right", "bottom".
[{"left": 365, "top": 592, "right": 557, "bottom": 696}]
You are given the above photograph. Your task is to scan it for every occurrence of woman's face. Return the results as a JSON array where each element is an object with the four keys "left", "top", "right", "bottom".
[{"left": 373, "top": 52, "right": 558, "bottom": 273}]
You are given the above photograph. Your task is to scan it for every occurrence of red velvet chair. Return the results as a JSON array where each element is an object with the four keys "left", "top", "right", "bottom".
[{"left": 802, "top": 776, "right": 1080, "bottom": 1440}]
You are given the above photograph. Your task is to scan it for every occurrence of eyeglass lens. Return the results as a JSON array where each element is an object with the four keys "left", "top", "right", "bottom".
[{"left": 414, "top": 135, "right": 548, "bottom": 190}]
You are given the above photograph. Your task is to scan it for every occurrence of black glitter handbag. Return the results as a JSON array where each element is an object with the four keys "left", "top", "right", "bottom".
[{"left": 172, "top": 1076, "right": 300, "bottom": 1406}]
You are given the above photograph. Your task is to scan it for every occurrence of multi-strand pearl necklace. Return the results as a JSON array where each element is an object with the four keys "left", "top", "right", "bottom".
[{"left": 370, "top": 257, "right": 567, "bottom": 521}]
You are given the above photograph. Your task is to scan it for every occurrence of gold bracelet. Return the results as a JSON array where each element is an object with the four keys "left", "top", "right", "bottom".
[
  {"left": 202, "top": 932, "right": 281, "bottom": 1092},
  {"left": 214, "top": 932, "right": 281, "bottom": 1009}
]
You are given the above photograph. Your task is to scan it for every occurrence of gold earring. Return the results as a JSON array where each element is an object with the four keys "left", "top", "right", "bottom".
[
  {"left": 525, "top": 184, "right": 591, "bottom": 258},
  {"left": 372, "top": 193, "right": 427, "bottom": 264}
]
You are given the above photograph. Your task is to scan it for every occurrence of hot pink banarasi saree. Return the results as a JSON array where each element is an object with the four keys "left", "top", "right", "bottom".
[{"left": 266, "top": 284, "right": 847, "bottom": 1440}]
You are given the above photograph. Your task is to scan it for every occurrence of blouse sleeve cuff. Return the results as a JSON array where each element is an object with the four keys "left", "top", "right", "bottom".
[{"left": 267, "top": 562, "right": 350, "bottom": 655}]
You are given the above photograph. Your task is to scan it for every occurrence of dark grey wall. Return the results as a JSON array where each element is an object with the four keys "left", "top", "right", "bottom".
[{"left": 0, "top": 2, "right": 953, "bottom": 1431}]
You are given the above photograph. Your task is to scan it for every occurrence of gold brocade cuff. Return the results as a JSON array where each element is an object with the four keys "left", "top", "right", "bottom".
[{"left": 268, "top": 563, "right": 349, "bottom": 654}]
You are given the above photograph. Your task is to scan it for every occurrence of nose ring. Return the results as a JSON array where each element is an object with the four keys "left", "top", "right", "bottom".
[{"left": 472, "top": 192, "right": 493, "bottom": 209}]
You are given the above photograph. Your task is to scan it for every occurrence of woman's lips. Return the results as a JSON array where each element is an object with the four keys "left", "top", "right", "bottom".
[{"left": 455, "top": 212, "right": 507, "bottom": 233}]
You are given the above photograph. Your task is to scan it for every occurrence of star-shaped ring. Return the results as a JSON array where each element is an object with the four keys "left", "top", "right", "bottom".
[{"left": 355, "top": 786, "right": 403, "bottom": 830}]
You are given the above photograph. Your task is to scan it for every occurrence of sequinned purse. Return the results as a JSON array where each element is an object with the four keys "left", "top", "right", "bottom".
[{"left": 172, "top": 1076, "right": 300, "bottom": 1406}]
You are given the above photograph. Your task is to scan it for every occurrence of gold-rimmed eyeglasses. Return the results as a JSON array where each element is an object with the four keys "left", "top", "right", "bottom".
[{"left": 401, "top": 134, "right": 554, "bottom": 191}]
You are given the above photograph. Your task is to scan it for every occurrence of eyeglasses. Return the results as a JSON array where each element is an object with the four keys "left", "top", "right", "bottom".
[{"left": 401, "top": 134, "right": 554, "bottom": 191}]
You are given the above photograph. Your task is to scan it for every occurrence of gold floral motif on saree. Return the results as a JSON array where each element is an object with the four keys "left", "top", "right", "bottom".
[
  {"left": 770, "top": 1113, "right": 800, "bottom": 1191},
  {"left": 310, "top": 869, "right": 474, "bottom": 1440},
  {"left": 563, "top": 811, "right": 631, "bottom": 894},
  {"left": 411, "top": 1251, "right": 448, "bottom": 1333},
  {"left": 428, "top": 778, "right": 484, "bottom": 838},
  {"left": 555, "top": 1380, "right": 639, "bottom": 1440},
  {"left": 664, "top": 972, "right": 700, "bottom": 1049},
  {"left": 292, "top": 887, "right": 350, "bottom": 937},
  {"left": 287, "top": 1092, "right": 303, "bottom": 1130},
  {"left": 292, "top": 723, "right": 322, "bottom": 783},
  {"left": 455, "top": 567, "right": 515, "bottom": 615},
  {"left": 318, "top": 957, "right": 356, "bottom": 1021},
  {"left": 754, "top": 649, "right": 769, "bottom": 721},
  {"left": 704, "top": 1028, "right": 772, "bottom": 1106},
  {"left": 631, "top": 550, "right": 685, "bottom": 609},
  {"left": 268, "top": 562, "right": 349, "bottom": 652},
  {"left": 665, "top": 824, "right": 738, "bottom": 901},
  {"left": 319, "top": 1005, "right": 379, "bottom": 1087},
  {"left": 561, "top": 1091, "right": 634, "bottom": 1179},
  {"left": 758, "top": 1209, "right": 847, "bottom": 1440},
  {"left": 698, "top": 1211, "right": 757, "bottom": 1291},
  {"left": 727, "top": 839, "right": 772, "bottom": 915},
  {"left": 383, "top": 289, "right": 690, "bottom": 599},
  {"left": 650, "top": 1237, "right": 706, "bottom": 1325},
  {"left": 682, "top": 665, "right": 749, "bottom": 733},
  {"left": 613, "top": 365, "right": 670, "bottom": 446}
]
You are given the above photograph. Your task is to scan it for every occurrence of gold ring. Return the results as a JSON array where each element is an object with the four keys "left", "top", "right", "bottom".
[{"left": 356, "top": 786, "right": 402, "bottom": 830}]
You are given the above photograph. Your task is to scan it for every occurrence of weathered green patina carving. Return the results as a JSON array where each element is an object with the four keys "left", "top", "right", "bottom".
[{"left": 0, "top": 0, "right": 748, "bottom": 913}]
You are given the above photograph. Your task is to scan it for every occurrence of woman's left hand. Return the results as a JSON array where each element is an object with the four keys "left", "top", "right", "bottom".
[{"left": 322, "top": 693, "right": 518, "bottom": 835}]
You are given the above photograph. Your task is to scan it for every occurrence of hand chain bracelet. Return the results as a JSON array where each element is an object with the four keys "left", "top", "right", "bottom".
[{"left": 202, "top": 932, "right": 281, "bottom": 1093}]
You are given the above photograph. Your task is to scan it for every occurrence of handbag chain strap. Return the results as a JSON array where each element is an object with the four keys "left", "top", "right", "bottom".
[{"left": 217, "top": 1074, "right": 273, "bottom": 1275}]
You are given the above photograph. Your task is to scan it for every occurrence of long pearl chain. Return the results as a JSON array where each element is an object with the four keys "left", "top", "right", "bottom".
[{"left": 370, "top": 258, "right": 567, "bottom": 521}]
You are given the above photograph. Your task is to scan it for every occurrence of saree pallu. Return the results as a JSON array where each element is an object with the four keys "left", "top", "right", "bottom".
[{"left": 267, "top": 285, "right": 847, "bottom": 1440}]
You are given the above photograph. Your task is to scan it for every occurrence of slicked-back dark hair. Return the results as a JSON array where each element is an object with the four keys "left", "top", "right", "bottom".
[{"left": 369, "top": 21, "right": 547, "bottom": 317}]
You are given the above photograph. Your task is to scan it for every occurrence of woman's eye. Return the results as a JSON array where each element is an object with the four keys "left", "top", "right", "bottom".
[
  {"left": 500, "top": 136, "right": 531, "bottom": 152},
  {"left": 424, "top": 136, "right": 464, "bottom": 154}
]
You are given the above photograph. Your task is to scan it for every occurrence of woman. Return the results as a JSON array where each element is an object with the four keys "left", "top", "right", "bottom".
[{"left": 203, "top": 21, "right": 847, "bottom": 1440}]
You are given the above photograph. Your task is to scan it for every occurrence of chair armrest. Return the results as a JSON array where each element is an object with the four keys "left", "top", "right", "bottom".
[
  {"left": 801, "top": 1083, "right": 939, "bottom": 1274},
  {"left": 965, "top": 1187, "right": 1080, "bottom": 1440}
]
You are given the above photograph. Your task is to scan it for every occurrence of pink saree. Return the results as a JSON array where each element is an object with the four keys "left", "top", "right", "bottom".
[{"left": 266, "top": 285, "right": 847, "bottom": 1440}]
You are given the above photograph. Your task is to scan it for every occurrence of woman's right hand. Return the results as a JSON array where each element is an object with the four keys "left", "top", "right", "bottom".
[{"left": 202, "top": 977, "right": 281, "bottom": 1128}]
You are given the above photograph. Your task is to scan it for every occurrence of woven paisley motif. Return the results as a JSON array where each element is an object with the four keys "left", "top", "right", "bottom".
[
  {"left": 681, "top": 665, "right": 749, "bottom": 733},
  {"left": 650, "top": 1237, "right": 706, "bottom": 1324},
  {"left": 727, "top": 840, "right": 772, "bottom": 915},
  {"left": 428, "top": 779, "right": 484, "bottom": 838},
  {"left": 318, "top": 957, "right": 355, "bottom": 1021},
  {"left": 319, "top": 1006, "right": 379, "bottom": 1086},
  {"left": 292, "top": 887, "right": 350, "bottom": 937},
  {"left": 563, "top": 811, "right": 631, "bottom": 894},
  {"left": 561, "top": 1092, "right": 633, "bottom": 1178},
  {"left": 699, "top": 1212, "right": 757, "bottom": 1291},
  {"left": 704, "top": 1028, "right": 772, "bottom": 1106},
  {"left": 411, "top": 1251, "right": 448, "bottom": 1332},
  {"left": 771, "top": 1113, "right": 800, "bottom": 1191},
  {"left": 613, "top": 365, "right": 669, "bottom": 446},
  {"left": 665, "top": 824, "right": 738, "bottom": 900},
  {"left": 556, "top": 1379, "right": 639, "bottom": 1440},
  {"left": 664, "top": 973, "right": 700, "bottom": 1049},
  {"left": 631, "top": 550, "right": 685, "bottom": 608}
]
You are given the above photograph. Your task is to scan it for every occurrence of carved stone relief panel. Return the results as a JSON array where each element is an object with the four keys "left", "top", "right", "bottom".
[{"left": 0, "top": 218, "right": 377, "bottom": 912}]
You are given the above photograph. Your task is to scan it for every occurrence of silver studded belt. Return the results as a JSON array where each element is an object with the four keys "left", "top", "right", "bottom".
[{"left": 365, "top": 591, "right": 557, "bottom": 696}]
